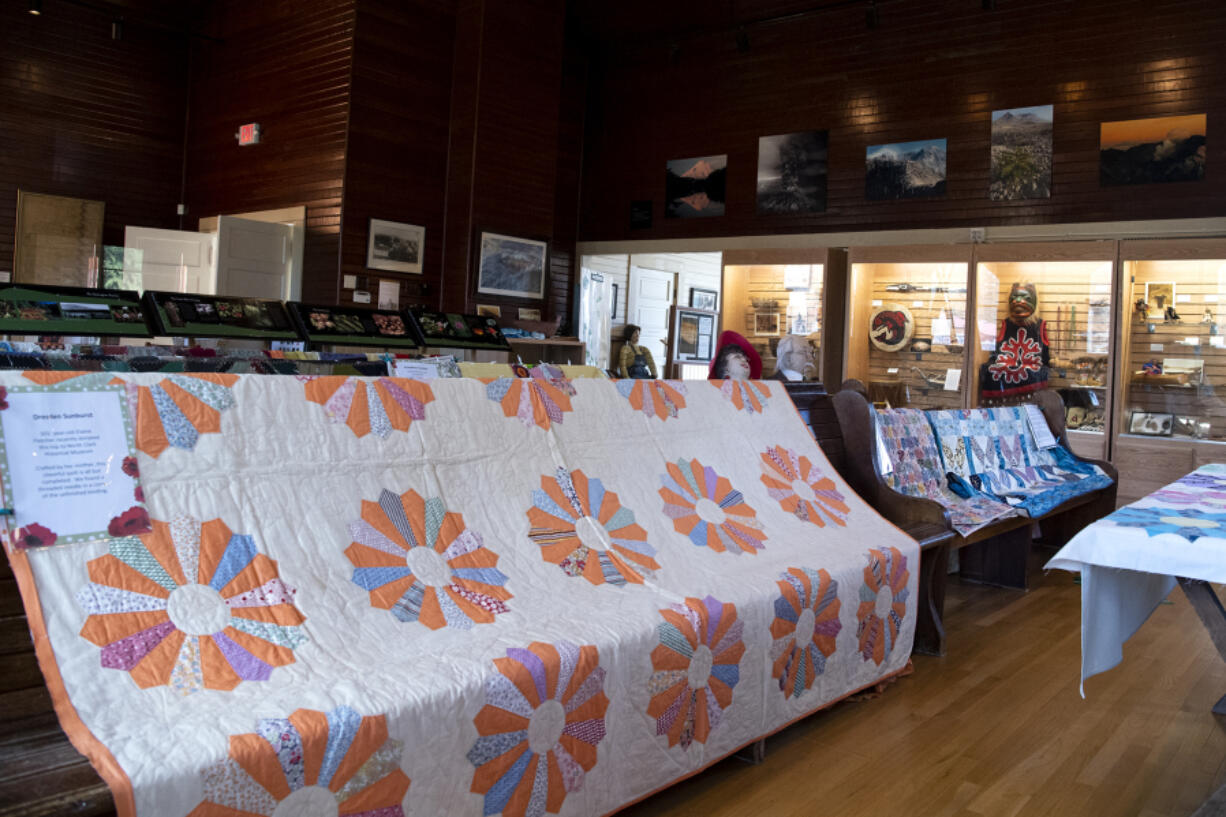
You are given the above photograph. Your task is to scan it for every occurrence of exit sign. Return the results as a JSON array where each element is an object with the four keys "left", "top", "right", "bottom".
[{"left": 236, "top": 123, "right": 261, "bottom": 146}]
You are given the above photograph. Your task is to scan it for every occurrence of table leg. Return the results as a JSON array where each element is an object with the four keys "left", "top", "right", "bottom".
[{"left": 1176, "top": 577, "right": 1226, "bottom": 715}]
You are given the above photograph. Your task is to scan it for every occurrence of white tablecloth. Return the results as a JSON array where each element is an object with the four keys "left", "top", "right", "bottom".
[{"left": 1046, "top": 463, "right": 1226, "bottom": 692}]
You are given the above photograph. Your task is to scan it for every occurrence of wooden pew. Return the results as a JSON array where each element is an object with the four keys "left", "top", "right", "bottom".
[{"left": 831, "top": 384, "right": 1117, "bottom": 656}]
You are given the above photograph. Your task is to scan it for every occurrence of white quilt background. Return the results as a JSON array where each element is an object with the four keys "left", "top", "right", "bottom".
[{"left": 11, "top": 372, "right": 918, "bottom": 817}]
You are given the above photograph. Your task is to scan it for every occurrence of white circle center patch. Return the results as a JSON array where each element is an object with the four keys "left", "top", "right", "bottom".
[
  {"left": 1160, "top": 515, "right": 1218, "bottom": 529},
  {"left": 791, "top": 479, "right": 818, "bottom": 505},
  {"left": 406, "top": 546, "right": 453, "bottom": 587},
  {"left": 794, "top": 608, "right": 817, "bottom": 647},
  {"left": 874, "top": 584, "right": 895, "bottom": 620},
  {"left": 271, "top": 785, "right": 339, "bottom": 817},
  {"left": 574, "top": 515, "right": 610, "bottom": 550},
  {"left": 166, "top": 583, "right": 230, "bottom": 636},
  {"left": 694, "top": 498, "right": 727, "bottom": 526},
  {"left": 528, "top": 699, "right": 566, "bottom": 755},
  {"left": 688, "top": 644, "right": 714, "bottom": 689}
]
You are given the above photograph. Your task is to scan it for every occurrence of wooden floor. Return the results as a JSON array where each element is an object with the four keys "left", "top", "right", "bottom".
[{"left": 622, "top": 561, "right": 1226, "bottom": 817}]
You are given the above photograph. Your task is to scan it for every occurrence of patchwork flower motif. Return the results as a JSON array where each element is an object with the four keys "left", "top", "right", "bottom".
[
  {"left": 304, "top": 376, "right": 434, "bottom": 439},
  {"left": 659, "top": 458, "right": 767, "bottom": 555},
  {"left": 759, "top": 445, "right": 850, "bottom": 527},
  {"left": 1151, "top": 488, "right": 1226, "bottom": 508},
  {"left": 988, "top": 329, "right": 1044, "bottom": 385},
  {"left": 468, "top": 640, "right": 608, "bottom": 817},
  {"left": 527, "top": 467, "right": 659, "bottom": 585},
  {"left": 715, "top": 379, "right": 770, "bottom": 414},
  {"left": 616, "top": 379, "right": 687, "bottom": 421},
  {"left": 132, "top": 374, "right": 239, "bottom": 458},
  {"left": 75, "top": 516, "right": 306, "bottom": 693},
  {"left": 486, "top": 366, "right": 575, "bottom": 430},
  {"left": 187, "top": 705, "right": 410, "bottom": 817},
  {"left": 1178, "top": 472, "right": 1226, "bottom": 492},
  {"left": 647, "top": 596, "right": 744, "bottom": 749},
  {"left": 770, "top": 567, "right": 841, "bottom": 699},
  {"left": 1109, "top": 506, "right": 1226, "bottom": 542},
  {"left": 856, "top": 547, "right": 910, "bottom": 666},
  {"left": 346, "top": 488, "right": 511, "bottom": 628}
]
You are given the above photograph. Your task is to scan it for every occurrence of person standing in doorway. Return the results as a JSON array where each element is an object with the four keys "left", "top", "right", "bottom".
[{"left": 617, "top": 324, "right": 658, "bottom": 379}]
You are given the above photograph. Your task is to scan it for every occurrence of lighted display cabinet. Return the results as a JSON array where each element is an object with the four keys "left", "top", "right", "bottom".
[
  {"left": 1113, "top": 239, "right": 1226, "bottom": 504},
  {"left": 971, "top": 242, "right": 1117, "bottom": 460},
  {"left": 846, "top": 246, "right": 972, "bottom": 410},
  {"left": 721, "top": 248, "right": 829, "bottom": 381}
]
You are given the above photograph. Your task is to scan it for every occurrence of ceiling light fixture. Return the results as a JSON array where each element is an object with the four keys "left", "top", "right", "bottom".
[
  {"left": 111, "top": 17, "right": 123, "bottom": 40},
  {"left": 28, "top": 0, "right": 42, "bottom": 15}
]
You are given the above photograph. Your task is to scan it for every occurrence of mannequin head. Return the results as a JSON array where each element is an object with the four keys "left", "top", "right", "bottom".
[
  {"left": 773, "top": 334, "right": 817, "bottom": 380},
  {"left": 624, "top": 324, "right": 641, "bottom": 346},
  {"left": 1007, "top": 282, "right": 1039, "bottom": 325},
  {"left": 709, "top": 331, "right": 762, "bottom": 380}
]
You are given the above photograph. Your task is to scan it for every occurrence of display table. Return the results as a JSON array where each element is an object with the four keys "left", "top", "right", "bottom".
[{"left": 1047, "top": 463, "right": 1226, "bottom": 708}]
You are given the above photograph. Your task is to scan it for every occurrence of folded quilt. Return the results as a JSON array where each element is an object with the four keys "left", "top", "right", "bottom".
[
  {"left": 5, "top": 372, "right": 918, "bottom": 817},
  {"left": 876, "top": 408, "right": 1021, "bottom": 536},
  {"left": 928, "top": 406, "right": 1109, "bottom": 516}
]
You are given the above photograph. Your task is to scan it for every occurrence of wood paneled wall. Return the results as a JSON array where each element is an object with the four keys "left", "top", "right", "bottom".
[
  {"left": 0, "top": 1, "right": 188, "bottom": 265},
  {"left": 340, "top": 0, "right": 455, "bottom": 310},
  {"left": 579, "top": 0, "right": 1226, "bottom": 243},
  {"left": 185, "top": 0, "right": 357, "bottom": 304}
]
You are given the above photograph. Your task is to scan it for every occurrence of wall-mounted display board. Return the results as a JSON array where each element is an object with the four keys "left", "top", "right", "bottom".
[
  {"left": 669, "top": 306, "right": 719, "bottom": 364},
  {"left": 972, "top": 242, "right": 1117, "bottom": 461},
  {"left": 142, "top": 291, "right": 300, "bottom": 341},
  {"left": 845, "top": 246, "right": 972, "bottom": 411},
  {"left": 0, "top": 283, "right": 153, "bottom": 337},
  {"left": 287, "top": 303, "right": 419, "bottom": 349},
  {"left": 406, "top": 309, "right": 512, "bottom": 350},
  {"left": 1113, "top": 239, "right": 1226, "bottom": 505}
]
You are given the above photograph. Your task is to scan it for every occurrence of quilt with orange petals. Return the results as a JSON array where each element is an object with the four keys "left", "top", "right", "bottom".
[{"left": 4, "top": 370, "right": 917, "bottom": 817}]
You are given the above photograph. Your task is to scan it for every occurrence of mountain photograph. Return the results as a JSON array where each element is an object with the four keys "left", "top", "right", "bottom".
[
  {"left": 866, "top": 138, "right": 947, "bottom": 200},
  {"left": 757, "top": 130, "right": 828, "bottom": 214},
  {"left": 665, "top": 154, "right": 727, "bottom": 217},
  {"left": 1100, "top": 113, "right": 1206, "bottom": 185},
  {"left": 990, "top": 105, "right": 1053, "bottom": 200}
]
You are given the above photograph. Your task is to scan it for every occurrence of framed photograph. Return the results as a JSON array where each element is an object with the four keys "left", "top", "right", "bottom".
[
  {"left": 753, "top": 312, "right": 781, "bottom": 337},
  {"left": 367, "top": 219, "right": 424, "bottom": 274},
  {"left": 1128, "top": 410, "right": 1174, "bottom": 436},
  {"left": 476, "top": 304, "right": 501, "bottom": 318},
  {"left": 866, "top": 138, "right": 947, "bottom": 200},
  {"left": 477, "top": 232, "right": 548, "bottom": 299},
  {"left": 1145, "top": 282, "right": 1176, "bottom": 318},
  {"left": 1101, "top": 114, "right": 1206, "bottom": 185},
  {"left": 689, "top": 288, "right": 718, "bottom": 311}
]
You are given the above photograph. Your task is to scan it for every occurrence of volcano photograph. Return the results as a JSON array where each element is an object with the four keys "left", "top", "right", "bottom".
[
  {"left": 665, "top": 154, "right": 727, "bottom": 217},
  {"left": 866, "top": 138, "right": 947, "bottom": 200},
  {"left": 1100, "top": 114, "right": 1206, "bottom": 185},
  {"left": 757, "top": 130, "right": 827, "bottom": 214},
  {"left": 990, "top": 105, "right": 1053, "bottom": 200}
]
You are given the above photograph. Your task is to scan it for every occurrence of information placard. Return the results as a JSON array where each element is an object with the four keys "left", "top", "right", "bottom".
[{"left": 0, "top": 385, "right": 148, "bottom": 547}]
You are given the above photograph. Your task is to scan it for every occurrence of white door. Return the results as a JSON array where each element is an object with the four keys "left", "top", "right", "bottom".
[
  {"left": 577, "top": 267, "right": 612, "bottom": 369},
  {"left": 628, "top": 266, "right": 675, "bottom": 369},
  {"left": 123, "top": 226, "right": 217, "bottom": 293},
  {"left": 215, "top": 216, "right": 294, "bottom": 300}
]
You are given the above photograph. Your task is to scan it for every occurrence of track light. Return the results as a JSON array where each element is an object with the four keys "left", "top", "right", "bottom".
[
  {"left": 28, "top": 0, "right": 42, "bottom": 15},
  {"left": 111, "top": 17, "right": 123, "bottom": 40},
  {"left": 982, "top": 0, "right": 995, "bottom": 9},
  {"left": 865, "top": 0, "right": 879, "bottom": 29},
  {"left": 735, "top": 26, "right": 750, "bottom": 53}
]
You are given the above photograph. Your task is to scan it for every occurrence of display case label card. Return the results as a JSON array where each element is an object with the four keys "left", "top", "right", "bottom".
[
  {"left": 378, "top": 280, "right": 400, "bottom": 310},
  {"left": 1150, "top": 343, "right": 1164, "bottom": 352},
  {"left": 1212, "top": 337, "right": 1226, "bottom": 348},
  {"left": 871, "top": 299, "right": 883, "bottom": 307},
  {"left": 1177, "top": 294, "right": 1191, "bottom": 303},
  {"left": 390, "top": 360, "right": 438, "bottom": 380},
  {"left": 1023, "top": 404, "right": 1058, "bottom": 449},
  {"left": 943, "top": 368, "right": 961, "bottom": 391},
  {"left": 0, "top": 385, "right": 147, "bottom": 547},
  {"left": 1205, "top": 295, "right": 1219, "bottom": 303},
  {"left": 353, "top": 290, "right": 371, "bottom": 304}
]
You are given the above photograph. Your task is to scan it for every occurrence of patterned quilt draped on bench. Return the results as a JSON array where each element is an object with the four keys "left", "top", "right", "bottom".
[
  {"left": 876, "top": 409, "right": 1022, "bottom": 536},
  {"left": 928, "top": 406, "right": 1112, "bottom": 518},
  {"left": 5, "top": 373, "right": 917, "bottom": 817}
]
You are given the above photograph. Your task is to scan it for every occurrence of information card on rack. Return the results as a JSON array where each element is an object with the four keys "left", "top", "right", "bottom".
[
  {"left": 1023, "top": 403, "right": 1059, "bottom": 449},
  {"left": 0, "top": 387, "right": 145, "bottom": 545}
]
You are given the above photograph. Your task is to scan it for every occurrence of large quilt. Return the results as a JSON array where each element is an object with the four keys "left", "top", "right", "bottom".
[
  {"left": 5, "top": 371, "right": 917, "bottom": 817},
  {"left": 875, "top": 408, "right": 1022, "bottom": 536},
  {"left": 927, "top": 406, "right": 1112, "bottom": 517}
]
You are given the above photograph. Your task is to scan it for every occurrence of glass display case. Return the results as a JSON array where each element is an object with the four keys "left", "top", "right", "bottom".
[
  {"left": 721, "top": 249, "right": 826, "bottom": 380},
  {"left": 971, "top": 242, "right": 1116, "bottom": 459},
  {"left": 846, "top": 246, "right": 972, "bottom": 410}
]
